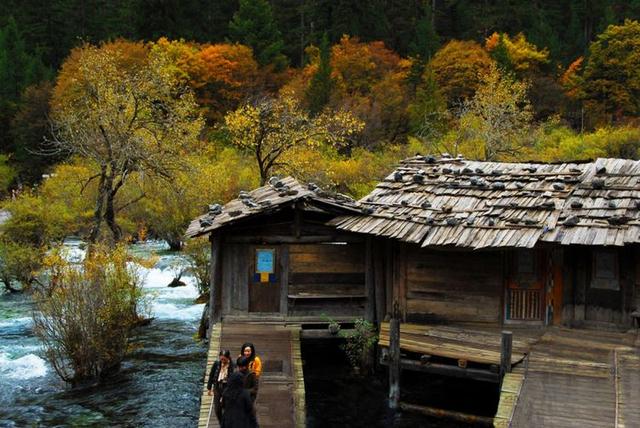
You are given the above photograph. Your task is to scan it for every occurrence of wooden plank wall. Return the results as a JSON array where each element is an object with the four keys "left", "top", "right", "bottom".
[
  {"left": 288, "top": 242, "right": 366, "bottom": 317},
  {"left": 222, "top": 243, "right": 249, "bottom": 313},
  {"left": 564, "top": 247, "right": 635, "bottom": 327},
  {"left": 404, "top": 247, "right": 504, "bottom": 324}
]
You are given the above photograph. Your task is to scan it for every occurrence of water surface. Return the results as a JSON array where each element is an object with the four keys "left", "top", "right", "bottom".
[{"left": 0, "top": 240, "right": 207, "bottom": 428}]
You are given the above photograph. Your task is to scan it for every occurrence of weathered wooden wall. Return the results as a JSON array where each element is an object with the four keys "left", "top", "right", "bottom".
[
  {"left": 288, "top": 242, "right": 366, "bottom": 317},
  {"left": 564, "top": 246, "right": 635, "bottom": 327},
  {"left": 401, "top": 245, "right": 504, "bottom": 324},
  {"left": 216, "top": 209, "right": 368, "bottom": 321}
]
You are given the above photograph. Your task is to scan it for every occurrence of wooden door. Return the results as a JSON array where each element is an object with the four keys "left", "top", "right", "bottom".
[
  {"left": 505, "top": 249, "right": 544, "bottom": 322},
  {"left": 249, "top": 247, "right": 280, "bottom": 313}
]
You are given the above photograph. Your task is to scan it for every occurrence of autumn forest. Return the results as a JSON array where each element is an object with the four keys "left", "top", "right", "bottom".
[{"left": 1, "top": 0, "right": 640, "bottom": 277}]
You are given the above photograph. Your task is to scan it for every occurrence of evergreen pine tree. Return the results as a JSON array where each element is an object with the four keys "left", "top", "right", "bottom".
[
  {"left": 490, "top": 34, "right": 514, "bottom": 74},
  {"left": 229, "top": 0, "right": 288, "bottom": 70},
  {"left": 305, "top": 33, "right": 333, "bottom": 116},
  {"left": 408, "top": 1, "right": 439, "bottom": 61},
  {"left": 408, "top": 66, "right": 447, "bottom": 140},
  {"left": 0, "top": 16, "right": 29, "bottom": 102}
]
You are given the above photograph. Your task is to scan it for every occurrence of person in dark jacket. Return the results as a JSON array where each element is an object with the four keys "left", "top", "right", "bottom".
[
  {"left": 221, "top": 372, "right": 258, "bottom": 428},
  {"left": 207, "top": 350, "right": 234, "bottom": 423},
  {"left": 236, "top": 356, "right": 259, "bottom": 403}
]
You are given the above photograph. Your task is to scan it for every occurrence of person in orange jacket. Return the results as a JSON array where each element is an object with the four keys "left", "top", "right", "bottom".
[{"left": 240, "top": 342, "right": 262, "bottom": 378}]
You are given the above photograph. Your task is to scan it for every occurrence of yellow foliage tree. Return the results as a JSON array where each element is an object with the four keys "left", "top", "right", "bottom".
[
  {"left": 224, "top": 93, "right": 364, "bottom": 184},
  {"left": 50, "top": 40, "right": 204, "bottom": 244},
  {"left": 485, "top": 32, "right": 549, "bottom": 73},
  {"left": 580, "top": 20, "right": 640, "bottom": 125},
  {"left": 124, "top": 147, "right": 259, "bottom": 249},
  {"left": 458, "top": 63, "right": 533, "bottom": 161}
]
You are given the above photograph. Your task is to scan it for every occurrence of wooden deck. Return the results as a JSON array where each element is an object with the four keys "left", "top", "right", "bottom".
[
  {"left": 378, "top": 322, "right": 640, "bottom": 427},
  {"left": 495, "top": 327, "right": 640, "bottom": 428},
  {"left": 379, "top": 322, "right": 540, "bottom": 366},
  {"left": 198, "top": 322, "right": 305, "bottom": 428}
]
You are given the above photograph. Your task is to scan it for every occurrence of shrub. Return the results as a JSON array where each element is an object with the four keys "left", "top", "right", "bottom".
[
  {"left": 33, "top": 245, "right": 149, "bottom": 385},
  {"left": 184, "top": 237, "right": 211, "bottom": 298},
  {"left": 341, "top": 318, "right": 378, "bottom": 370},
  {"left": 0, "top": 239, "right": 44, "bottom": 292}
]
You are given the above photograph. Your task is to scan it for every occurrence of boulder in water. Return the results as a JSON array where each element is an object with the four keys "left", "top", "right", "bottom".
[{"left": 167, "top": 277, "right": 186, "bottom": 288}]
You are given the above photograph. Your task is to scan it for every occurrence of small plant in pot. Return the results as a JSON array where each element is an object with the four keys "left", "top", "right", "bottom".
[{"left": 322, "top": 314, "right": 341, "bottom": 335}]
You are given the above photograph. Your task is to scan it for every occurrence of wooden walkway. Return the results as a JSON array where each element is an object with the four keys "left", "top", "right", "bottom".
[
  {"left": 198, "top": 322, "right": 305, "bottom": 428},
  {"left": 494, "top": 328, "right": 640, "bottom": 428}
]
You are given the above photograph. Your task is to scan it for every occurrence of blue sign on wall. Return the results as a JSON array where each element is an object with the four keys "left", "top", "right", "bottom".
[{"left": 256, "top": 249, "right": 275, "bottom": 273}]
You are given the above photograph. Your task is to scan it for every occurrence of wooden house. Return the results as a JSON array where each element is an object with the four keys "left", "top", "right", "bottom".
[
  {"left": 331, "top": 155, "right": 640, "bottom": 329},
  {"left": 186, "top": 177, "right": 377, "bottom": 331},
  {"left": 190, "top": 157, "right": 640, "bottom": 427},
  {"left": 188, "top": 157, "right": 640, "bottom": 332}
]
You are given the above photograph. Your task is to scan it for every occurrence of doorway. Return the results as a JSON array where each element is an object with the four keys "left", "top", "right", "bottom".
[
  {"left": 249, "top": 246, "right": 281, "bottom": 313},
  {"left": 505, "top": 249, "right": 544, "bottom": 322}
]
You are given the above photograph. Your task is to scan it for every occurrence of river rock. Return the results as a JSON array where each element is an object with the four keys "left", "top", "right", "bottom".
[{"left": 167, "top": 277, "right": 186, "bottom": 288}]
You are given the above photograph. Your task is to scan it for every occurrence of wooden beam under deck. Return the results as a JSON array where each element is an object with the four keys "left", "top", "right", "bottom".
[{"left": 380, "top": 357, "right": 500, "bottom": 383}]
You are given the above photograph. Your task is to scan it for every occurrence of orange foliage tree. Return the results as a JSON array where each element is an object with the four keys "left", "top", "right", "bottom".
[
  {"left": 285, "top": 36, "right": 412, "bottom": 147},
  {"left": 151, "top": 38, "right": 259, "bottom": 123},
  {"left": 327, "top": 36, "right": 413, "bottom": 146},
  {"left": 429, "top": 40, "right": 494, "bottom": 106}
]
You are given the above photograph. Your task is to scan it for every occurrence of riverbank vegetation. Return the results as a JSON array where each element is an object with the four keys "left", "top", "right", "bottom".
[
  {"left": 32, "top": 245, "right": 150, "bottom": 385},
  {"left": 2, "top": 1, "right": 640, "bottom": 385}
]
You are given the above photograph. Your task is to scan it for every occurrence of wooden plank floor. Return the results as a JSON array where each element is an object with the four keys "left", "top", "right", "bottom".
[
  {"left": 500, "top": 327, "right": 640, "bottom": 428},
  {"left": 198, "top": 322, "right": 305, "bottom": 428},
  {"left": 379, "top": 322, "right": 541, "bottom": 365}
]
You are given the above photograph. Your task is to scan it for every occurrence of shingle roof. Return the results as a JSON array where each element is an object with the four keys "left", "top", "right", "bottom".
[
  {"left": 185, "top": 176, "right": 361, "bottom": 238},
  {"left": 330, "top": 155, "right": 640, "bottom": 248}
]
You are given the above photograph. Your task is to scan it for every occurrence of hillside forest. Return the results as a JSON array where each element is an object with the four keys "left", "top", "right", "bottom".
[{"left": 2, "top": 0, "right": 640, "bottom": 282}]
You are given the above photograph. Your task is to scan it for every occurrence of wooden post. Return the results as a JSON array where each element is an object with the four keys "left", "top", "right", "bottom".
[
  {"left": 500, "top": 330, "right": 513, "bottom": 381},
  {"left": 374, "top": 240, "right": 386, "bottom": 326},
  {"left": 389, "top": 301, "right": 401, "bottom": 410},
  {"left": 208, "top": 234, "right": 223, "bottom": 334},
  {"left": 280, "top": 245, "right": 290, "bottom": 316},
  {"left": 365, "top": 237, "right": 375, "bottom": 323}
]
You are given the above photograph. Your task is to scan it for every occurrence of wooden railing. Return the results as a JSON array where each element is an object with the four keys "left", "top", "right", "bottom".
[{"left": 507, "top": 289, "right": 542, "bottom": 321}]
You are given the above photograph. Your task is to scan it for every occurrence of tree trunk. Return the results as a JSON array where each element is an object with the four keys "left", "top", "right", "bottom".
[
  {"left": 105, "top": 189, "right": 122, "bottom": 243},
  {"left": 88, "top": 169, "right": 108, "bottom": 244},
  {"left": 167, "top": 239, "right": 183, "bottom": 251},
  {"left": 2, "top": 279, "right": 20, "bottom": 293}
]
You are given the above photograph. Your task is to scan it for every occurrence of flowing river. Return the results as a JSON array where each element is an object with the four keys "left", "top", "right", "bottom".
[{"left": 0, "top": 240, "right": 207, "bottom": 427}]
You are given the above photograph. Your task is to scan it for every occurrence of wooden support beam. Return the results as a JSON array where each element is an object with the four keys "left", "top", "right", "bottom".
[
  {"left": 381, "top": 358, "right": 500, "bottom": 383},
  {"left": 384, "top": 241, "right": 394, "bottom": 320},
  {"left": 365, "top": 237, "right": 375, "bottom": 323},
  {"left": 280, "top": 245, "right": 289, "bottom": 316},
  {"left": 500, "top": 330, "right": 513, "bottom": 381},
  {"left": 300, "top": 328, "right": 355, "bottom": 339},
  {"left": 209, "top": 234, "right": 223, "bottom": 332},
  {"left": 225, "top": 235, "right": 365, "bottom": 244},
  {"left": 293, "top": 204, "right": 301, "bottom": 239},
  {"left": 389, "top": 303, "right": 401, "bottom": 410},
  {"left": 373, "top": 240, "right": 386, "bottom": 325},
  {"left": 399, "top": 402, "right": 493, "bottom": 427}
]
